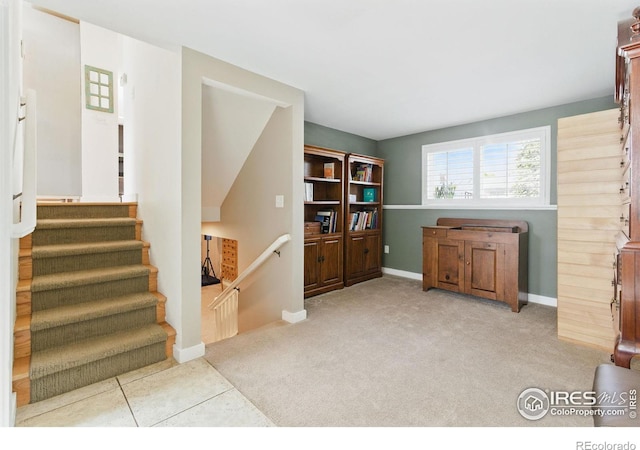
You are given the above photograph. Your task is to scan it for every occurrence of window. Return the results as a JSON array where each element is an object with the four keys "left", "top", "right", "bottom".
[
  {"left": 422, "top": 126, "right": 550, "bottom": 207},
  {"left": 84, "top": 65, "right": 113, "bottom": 113}
]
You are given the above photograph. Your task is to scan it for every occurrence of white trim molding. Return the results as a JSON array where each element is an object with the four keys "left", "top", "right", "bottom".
[
  {"left": 382, "top": 204, "right": 557, "bottom": 211},
  {"left": 282, "top": 309, "right": 307, "bottom": 323},
  {"left": 172, "top": 342, "right": 205, "bottom": 363},
  {"left": 527, "top": 294, "right": 557, "bottom": 308},
  {"left": 382, "top": 267, "right": 422, "bottom": 280}
]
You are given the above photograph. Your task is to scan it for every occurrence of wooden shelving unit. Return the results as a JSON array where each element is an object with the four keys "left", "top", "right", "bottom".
[
  {"left": 344, "top": 153, "right": 384, "bottom": 286},
  {"left": 303, "top": 145, "right": 345, "bottom": 298}
]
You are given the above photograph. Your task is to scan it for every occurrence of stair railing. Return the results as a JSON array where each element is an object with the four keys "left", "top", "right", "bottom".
[
  {"left": 208, "top": 233, "right": 291, "bottom": 310},
  {"left": 12, "top": 89, "right": 37, "bottom": 238}
]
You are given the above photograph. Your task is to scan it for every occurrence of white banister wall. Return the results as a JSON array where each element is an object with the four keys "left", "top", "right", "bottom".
[
  {"left": 208, "top": 233, "right": 291, "bottom": 310},
  {"left": 12, "top": 89, "right": 37, "bottom": 239},
  {"left": 2, "top": 0, "right": 23, "bottom": 427}
]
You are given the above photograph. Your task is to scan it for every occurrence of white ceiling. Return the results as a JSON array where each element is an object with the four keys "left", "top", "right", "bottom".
[{"left": 28, "top": 0, "right": 640, "bottom": 140}]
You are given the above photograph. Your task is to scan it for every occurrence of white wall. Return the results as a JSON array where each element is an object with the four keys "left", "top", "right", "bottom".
[
  {"left": 203, "top": 106, "right": 297, "bottom": 332},
  {"left": 22, "top": 5, "right": 81, "bottom": 197},
  {"left": 121, "top": 36, "right": 182, "bottom": 352},
  {"left": 201, "top": 84, "right": 277, "bottom": 221},
  {"left": 1, "top": 0, "right": 22, "bottom": 427},
  {"left": 79, "top": 21, "right": 120, "bottom": 202},
  {"left": 183, "top": 47, "right": 305, "bottom": 357}
]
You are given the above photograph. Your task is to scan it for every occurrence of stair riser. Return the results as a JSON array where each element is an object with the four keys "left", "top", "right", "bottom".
[
  {"left": 33, "top": 226, "right": 136, "bottom": 246},
  {"left": 32, "top": 307, "right": 158, "bottom": 352},
  {"left": 32, "top": 276, "right": 150, "bottom": 312},
  {"left": 14, "top": 328, "right": 30, "bottom": 359},
  {"left": 30, "top": 342, "right": 166, "bottom": 403},
  {"left": 15, "top": 202, "right": 176, "bottom": 406},
  {"left": 37, "top": 204, "right": 134, "bottom": 220},
  {"left": 32, "top": 250, "right": 142, "bottom": 277},
  {"left": 18, "top": 254, "right": 31, "bottom": 281}
]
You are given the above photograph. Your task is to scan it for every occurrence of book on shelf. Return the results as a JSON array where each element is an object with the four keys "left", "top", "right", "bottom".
[
  {"left": 348, "top": 208, "right": 378, "bottom": 231},
  {"left": 352, "top": 163, "right": 373, "bottom": 182},
  {"left": 304, "top": 182, "right": 314, "bottom": 202},
  {"left": 323, "top": 162, "right": 335, "bottom": 179},
  {"left": 315, "top": 209, "right": 337, "bottom": 233},
  {"left": 363, "top": 187, "right": 376, "bottom": 202}
]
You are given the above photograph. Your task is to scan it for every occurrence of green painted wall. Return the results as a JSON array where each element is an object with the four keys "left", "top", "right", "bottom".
[
  {"left": 304, "top": 96, "right": 618, "bottom": 300},
  {"left": 377, "top": 96, "right": 617, "bottom": 299},
  {"left": 304, "top": 121, "right": 377, "bottom": 156}
]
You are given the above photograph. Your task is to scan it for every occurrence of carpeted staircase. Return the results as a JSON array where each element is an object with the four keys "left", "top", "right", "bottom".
[{"left": 13, "top": 202, "right": 175, "bottom": 405}]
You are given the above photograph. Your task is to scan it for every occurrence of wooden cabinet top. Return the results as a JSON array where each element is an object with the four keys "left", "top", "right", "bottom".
[{"left": 423, "top": 218, "right": 528, "bottom": 233}]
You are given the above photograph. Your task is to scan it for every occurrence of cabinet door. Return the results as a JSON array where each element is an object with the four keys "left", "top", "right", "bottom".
[
  {"left": 363, "top": 233, "right": 381, "bottom": 273},
  {"left": 346, "top": 234, "right": 366, "bottom": 279},
  {"left": 320, "top": 236, "right": 343, "bottom": 285},
  {"left": 436, "top": 239, "right": 465, "bottom": 293},
  {"left": 304, "top": 238, "right": 321, "bottom": 291},
  {"left": 464, "top": 241, "right": 505, "bottom": 301}
]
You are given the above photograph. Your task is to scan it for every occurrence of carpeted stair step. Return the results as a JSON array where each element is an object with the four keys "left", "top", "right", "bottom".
[
  {"left": 31, "top": 265, "right": 150, "bottom": 312},
  {"left": 37, "top": 203, "right": 133, "bottom": 220},
  {"left": 31, "top": 240, "right": 144, "bottom": 276},
  {"left": 32, "top": 218, "right": 137, "bottom": 246},
  {"left": 31, "top": 292, "right": 160, "bottom": 352},
  {"left": 29, "top": 324, "right": 168, "bottom": 403}
]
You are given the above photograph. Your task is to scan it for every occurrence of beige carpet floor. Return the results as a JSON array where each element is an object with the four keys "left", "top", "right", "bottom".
[{"left": 204, "top": 275, "right": 611, "bottom": 427}]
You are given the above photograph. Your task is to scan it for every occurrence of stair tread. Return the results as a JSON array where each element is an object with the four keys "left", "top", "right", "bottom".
[
  {"left": 31, "top": 240, "right": 143, "bottom": 258},
  {"left": 16, "top": 202, "right": 172, "bottom": 404},
  {"left": 30, "top": 324, "right": 167, "bottom": 379},
  {"left": 31, "top": 265, "right": 150, "bottom": 292},
  {"left": 31, "top": 292, "right": 159, "bottom": 331},
  {"left": 36, "top": 218, "right": 137, "bottom": 229}
]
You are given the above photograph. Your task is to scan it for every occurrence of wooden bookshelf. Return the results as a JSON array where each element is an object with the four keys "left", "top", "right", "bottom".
[
  {"left": 303, "top": 145, "right": 345, "bottom": 297},
  {"left": 344, "top": 153, "right": 384, "bottom": 286}
]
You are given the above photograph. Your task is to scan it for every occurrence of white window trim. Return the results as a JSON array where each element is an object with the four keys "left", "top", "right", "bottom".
[{"left": 421, "top": 126, "right": 551, "bottom": 208}]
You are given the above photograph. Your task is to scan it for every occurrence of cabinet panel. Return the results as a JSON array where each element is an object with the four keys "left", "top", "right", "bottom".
[
  {"left": 346, "top": 234, "right": 366, "bottom": 279},
  {"left": 364, "top": 233, "right": 381, "bottom": 273},
  {"left": 321, "top": 236, "right": 343, "bottom": 285},
  {"left": 436, "top": 239, "right": 464, "bottom": 292},
  {"left": 304, "top": 239, "right": 321, "bottom": 291},
  {"left": 465, "top": 241, "right": 505, "bottom": 301},
  {"left": 345, "top": 232, "right": 381, "bottom": 285}
]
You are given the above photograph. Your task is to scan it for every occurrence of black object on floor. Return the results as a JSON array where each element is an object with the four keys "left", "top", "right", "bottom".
[{"left": 202, "top": 235, "right": 220, "bottom": 286}]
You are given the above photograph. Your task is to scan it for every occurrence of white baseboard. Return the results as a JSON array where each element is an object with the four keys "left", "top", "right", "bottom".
[
  {"left": 382, "top": 267, "right": 422, "bottom": 280},
  {"left": 172, "top": 342, "right": 205, "bottom": 363},
  {"left": 527, "top": 294, "right": 557, "bottom": 307},
  {"left": 282, "top": 309, "right": 307, "bottom": 323},
  {"left": 382, "top": 267, "right": 557, "bottom": 308}
]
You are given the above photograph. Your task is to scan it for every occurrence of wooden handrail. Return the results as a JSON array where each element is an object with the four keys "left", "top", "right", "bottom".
[{"left": 208, "top": 233, "right": 291, "bottom": 310}]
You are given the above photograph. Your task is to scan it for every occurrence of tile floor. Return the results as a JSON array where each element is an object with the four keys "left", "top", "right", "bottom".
[
  {"left": 15, "top": 356, "right": 274, "bottom": 427},
  {"left": 15, "top": 283, "right": 273, "bottom": 427}
]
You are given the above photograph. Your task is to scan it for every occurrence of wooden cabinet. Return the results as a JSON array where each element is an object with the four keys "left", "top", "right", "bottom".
[
  {"left": 345, "top": 232, "right": 380, "bottom": 282},
  {"left": 613, "top": 9, "right": 640, "bottom": 367},
  {"left": 422, "top": 218, "right": 528, "bottom": 312},
  {"left": 344, "top": 153, "right": 384, "bottom": 286},
  {"left": 303, "top": 146, "right": 345, "bottom": 297},
  {"left": 304, "top": 235, "right": 343, "bottom": 295}
]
